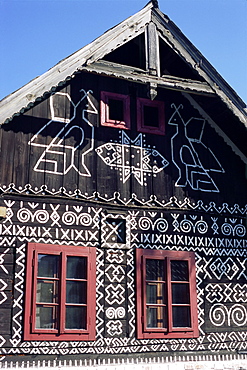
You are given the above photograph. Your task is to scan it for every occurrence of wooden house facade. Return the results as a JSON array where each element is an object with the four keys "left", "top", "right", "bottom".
[{"left": 0, "top": 1, "right": 247, "bottom": 369}]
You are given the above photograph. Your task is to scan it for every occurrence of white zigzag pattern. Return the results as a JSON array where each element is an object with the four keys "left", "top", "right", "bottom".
[
  {"left": 9, "top": 244, "right": 25, "bottom": 349},
  {"left": 126, "top": 248, "right": 135, "bottom": 338},
  {"left": 96, "top": 248, "right": 105, "bottom": 339}
]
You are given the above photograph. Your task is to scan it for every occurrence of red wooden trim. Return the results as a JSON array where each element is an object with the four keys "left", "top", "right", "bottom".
[
  {"left": 100, "top": 91, "right": 130, "bottom": 129},
  {"left": 136, "top": 249, "right": 143, "bottom": 340},
  {"left": 142, "top": 256, "right": 147, "bottom": 332},
  {"left": 24, "top": 244, "right": 34, "bottom": 340},
  {"left": 60, "top": 251, "right": 66, "bottom": 334},
  {"left": 23, "top": 243, "right": 96, "bottom": 341},
  {"left": 88, "top": 247, "right": 96, "bottom": 340},
  {"left": 136, "top": 97, "right": 165, "bottom": 135},
  {"left": 189, "top": 252, "right": 199, "bottom": 337},
  {"left": 166, "top": 256, "right": 172, "bottom": 333},
  {"left": 136, "top": 248, "right": 199, "bottom": 339}
]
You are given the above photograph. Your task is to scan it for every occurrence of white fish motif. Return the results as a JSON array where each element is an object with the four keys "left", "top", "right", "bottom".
[{"left": 96, "top": 131, "right": 169, "bottom": 185}]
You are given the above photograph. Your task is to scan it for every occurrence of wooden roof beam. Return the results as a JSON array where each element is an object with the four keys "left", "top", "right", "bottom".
[
  {"left": 81, "top": 60, "right": 216, "bottom": 97},
  {"left": 146, "top": 22, "right": 160, "bottom": 77}
]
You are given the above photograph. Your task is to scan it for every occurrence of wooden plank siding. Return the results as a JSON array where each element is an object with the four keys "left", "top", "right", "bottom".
[
  {"left": 0, "top": 2, "right": 246, "bottom": 366},
  {"left": 0, "top": 72, "right": 246, "bottom": 205}
]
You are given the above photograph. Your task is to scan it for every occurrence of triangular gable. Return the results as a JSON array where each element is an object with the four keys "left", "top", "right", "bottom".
[
  {"left": 0, "top": 2, "right": 152, "bottom": 125},
  {"left": 0, "top": 0, "right": 246, "bottom": 129}
]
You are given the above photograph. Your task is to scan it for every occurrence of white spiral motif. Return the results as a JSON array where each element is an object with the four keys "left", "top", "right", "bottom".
[
  {"left": 105, "top": 307, "right": 115, "bottom": 319},
  {"left": 229, "top": 305, "right": 247, "bottom": 326},
  {"left": 180, "top": 219, "right": 192, "bottom": 233},
  {"left": 221, "top": 223, "right": 233, "bottom": 236},
  {"left": 196, "top": 220, "right": 208, "bottom": 234},
  {"left": 155, "top": 218, "right": 168, "bottom": 233},
  {"left": 115, "top": 307, "right": 125, "bottom": 318},
  {"left": 209, "top": 305, "right": 226, "bottom": 326},
  {"left": 62, "top": 211, "right": 77, "bottom": 225},
  {"left": 35, "top": 210, "right": 49, "bottom": 224},
  {"left": 105, "top": 306, "right": 125, "bottom": 319},
  {"left": 235, "top": 224, "right": 246, "bottom": 237},
  {"left": 17, "top": 208, "right": 32, "bottom": 223},
  {"left": 139, "top": 217, "right": 152, "bottom": 231},
  {"left": 78, "top": 213, "right": 92, "bottom": 226},
  {"left": 210, "top": 304, "right": 247, "bottom": 327}
]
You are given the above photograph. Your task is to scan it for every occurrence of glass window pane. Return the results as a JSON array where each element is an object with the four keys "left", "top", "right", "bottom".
[
  {"left": 172, "top": 306, "right": 191, "bottom": 327},
  {"left": 146, "top": 306, "right": 167, "bottom": 328},
  {"left": 171, "top": 260, "right": 189, "bottom": 281},
  {"left": 38, "top": 254, "right": 59, "bottom": 278},
  {"left": 172, "top": 283, "right": 190, "bottom": 304},
  {"left": 146, "top": 259, "right": 164, "bottom": 281},
  {"left": 146, "top": 283, "right": 166, "bottom": 304},
  {"left": 66, "top": 281, "right": 87, "bottom": 304},
  {"left": 146, "top": 283, "right": 157, "bottom": 304},
  {"left": 36, "top": 306, "right": 57, "bottom": 329},
  {"left": 36, "top": 280, "right": 58, "bottom": 303},
  {"left": 67, "top": 256, "right": 87, "bottom": 279},
  {"left": 66, "top": 306, "right": 86, "bottom": 329},
  {"left": 108, "top": 99, "right": 124, "bottom": 121},
  {"left": 143, "top": 105, "right": 159, "bottom": 127}
]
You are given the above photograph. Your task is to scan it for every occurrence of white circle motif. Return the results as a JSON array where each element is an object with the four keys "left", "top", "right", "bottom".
[
  {"left": 196, "top": 220, "right": 208, "bottom": 234},
  {"left": 180, "top": 219, "right": 192, "bottom": 233},
  {"left": 235, "top": 224, "right": 246, "bottom": 237},
  {"left": 221, "top": 223, "right": 233, "bottom": 236},
  {"left": 62, "top": 212, "right": 76, "bottom": 225},
  {"left": 105, "top": 307, "right": 115, "bottom": 319},
  {"left": 229, "top": 304, "right": 247, "bottom": 326},
  {"left": 209, "top": 305, "right": 226, "bottom": 326},
  {"left": 35, "top": 210, "right": 49, "bottom": 224},
  {"left": 17, "top": 208, "right": 32, "bottom": 223},
  {"left": 115, "top": 307, "right": 125, "bottom": 318},
  {"left": 155, "top": 218, "right": 168, "bottom": 233},
  {"left": 139, "top": 217, "right": 152, "bottom": 231},
  {"left": 78, "top": 213, "right": 92, "bottom": 226}
]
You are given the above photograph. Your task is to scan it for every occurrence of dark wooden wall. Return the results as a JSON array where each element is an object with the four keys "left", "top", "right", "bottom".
[
  {"left": 0, "top": 72, "right": 246, "bottom": 207},
  {"left": 0, "top": 70, "right": 246, "bottom": 365}
]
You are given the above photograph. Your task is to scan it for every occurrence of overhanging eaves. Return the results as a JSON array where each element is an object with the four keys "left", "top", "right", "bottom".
[
  {"left": 0, "top": 3, "right": 153, "bottom": 125},
  {"left": 150, "top": 8, "right": 247, "bottom": 126},
  {"left": 0, "top": 1, "right": 246, "bottom": 130}
]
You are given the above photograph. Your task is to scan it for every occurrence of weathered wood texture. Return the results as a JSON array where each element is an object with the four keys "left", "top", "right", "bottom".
[
  {"left": 0, "top": 66, "right": 246, "bottom": 365},
  {"left": 0, "top": 73, "right": 246, "bottom": 206}
]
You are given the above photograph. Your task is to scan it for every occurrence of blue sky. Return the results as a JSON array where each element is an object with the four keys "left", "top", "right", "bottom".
[{"left": 1, "top": 0, "right": 246, "bottom": 103}]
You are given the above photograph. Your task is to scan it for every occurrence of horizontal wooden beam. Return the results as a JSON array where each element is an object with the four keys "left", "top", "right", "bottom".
[{"left": 81, "top": 60, "right": 216, "bottom": 96}]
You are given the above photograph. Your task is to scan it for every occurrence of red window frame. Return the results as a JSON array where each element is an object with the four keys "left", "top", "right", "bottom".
[
  {"left": 100, "top": 91, "right": 130, "bottom": 129},
  {"left": 24, "top": 243, "right": 96, "bottom": 341},
  {"left": 136, "top": 249, "right": 198, "bottom": 339},
  {"left": 137, "top": 97, "right": 165, "bottom": 135}
]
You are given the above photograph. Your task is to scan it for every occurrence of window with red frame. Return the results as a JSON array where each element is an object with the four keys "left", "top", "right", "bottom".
[
  {"left": 137, "top": 97, "right": 165, "bottom": 135},
  {"left": 100, "top": 91, "right": 130, "bottom": 129},
  {"left": 24, "top": 243, "right": 96, "bottom": 341},
  {"left": 136, "top": 249, "right": 198, "bottom": 339}
]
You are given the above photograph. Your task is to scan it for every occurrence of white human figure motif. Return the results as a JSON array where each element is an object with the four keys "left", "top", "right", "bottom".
[
  {"left": 169, "top": 103, "right": 224, "bottom": 192},
  {"left": 29, "top": 89, "right": 97, "bottom": 176}
]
